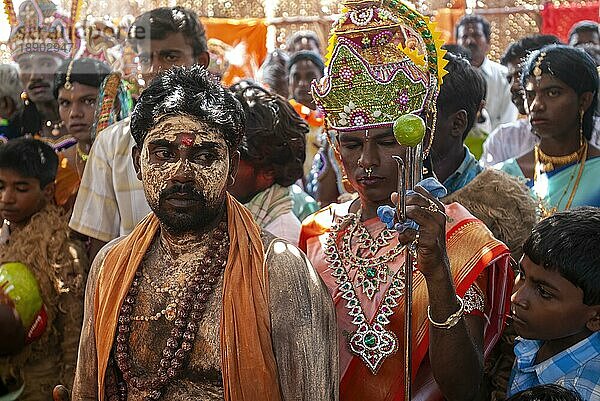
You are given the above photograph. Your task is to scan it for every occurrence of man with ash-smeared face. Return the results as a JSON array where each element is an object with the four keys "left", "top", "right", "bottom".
[{"left": 71, "top": 66, "right": 338, "bottom": 401}]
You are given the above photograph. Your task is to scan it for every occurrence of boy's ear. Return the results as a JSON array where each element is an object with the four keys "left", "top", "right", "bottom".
[
  {"left": 586, "top": 307, "right": 600, "bottom": 332},
  {"left": 450, "top": 109, "right": 468, "bottom": 140}
]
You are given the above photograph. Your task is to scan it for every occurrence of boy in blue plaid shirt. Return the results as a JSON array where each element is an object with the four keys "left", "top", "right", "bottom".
[{"left": 508, "top": 207, "right": 600, "bottom": 400}]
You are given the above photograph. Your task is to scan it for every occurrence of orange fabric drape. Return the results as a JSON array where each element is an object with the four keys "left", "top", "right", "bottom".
[
  {"left": 94, "top": 194, "right": 281, "bottom": 400},
  {"left": 433, "top": 8, "right": 466, "bottom": 43},
  {"left": 54, "top": 154, "right": 80, "bottom": 207},
  {"left": 202, "top": 18, "right": 268, "bottom": 87}
]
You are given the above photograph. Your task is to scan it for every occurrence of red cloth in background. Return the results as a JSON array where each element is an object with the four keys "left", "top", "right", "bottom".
[{"left": 540, "top": 1, "right": 599, "bottom": 43}]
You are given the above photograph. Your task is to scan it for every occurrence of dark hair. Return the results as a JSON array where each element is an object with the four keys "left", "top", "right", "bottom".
[
  {"left": 522, "top": 45, "right": 599, "bottom": 141},
  {"left": 500, "top": 34, "right": 562, "bottom": 66},
  {"left": 53, "top": 57, "right": 112, "bottom": 98},
  {"left": 579, "top": 43, "right": 600, "bottom": 66},
  {"left": 523, "top": 207, "right": 600, "bottom": 306},
  {"left": 287, "top": 50, "right": 325, "bottom": 76},
  {"left": 260, "top": 49, "right": 290, "bottom": 98},
  {"left": 286, "top": 30, "right": 321, "bottom": 52},
  {"left": 442, "top": 44, "right": 472, "bottom": 61},
  {"left": 568, "top": 20, "right": 600, "bottom": 42},
  {"left": 505, "top": 384, "right": 583, "bottom": 401},
  {"left": 128, "top": 7, "right": 208, "bottom": 57},
  {"left": 130, "top": 66, "right": 245, "bottom": 152},
  {"left": 436, "top": 52, "right": 486, "bottom": 139},
  {"left": 230, "top": 83, "right": 308, "bottom": 187},
  {"left": 455, "top": 14, "right": 491, "bottom": 42},
  {"left": 0, "top": 138, "right": 58, "bottom": 187}
]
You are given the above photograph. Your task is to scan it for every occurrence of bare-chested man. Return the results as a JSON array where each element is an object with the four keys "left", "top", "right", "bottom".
[{"left": 71, "top": 66, "right": 338, "bottom": 400}]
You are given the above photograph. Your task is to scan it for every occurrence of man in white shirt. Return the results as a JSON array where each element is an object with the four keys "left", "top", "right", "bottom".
[
  {"left": 69, "top": 6, "right": 209, "bottom": 260},
  {"left": 456, "top": 15, "right": 518, "bottom": 131}
]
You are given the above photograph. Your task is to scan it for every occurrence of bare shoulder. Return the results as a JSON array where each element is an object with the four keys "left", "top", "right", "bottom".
[
  {"left": 260, "top": 233, "right": 339, "bottom": 401},
  {"left": 87, "top": 236, "right": 126, "bottom": 290},
  {"left": 261, "top": 232, "right": 324, "bottom": 292}
]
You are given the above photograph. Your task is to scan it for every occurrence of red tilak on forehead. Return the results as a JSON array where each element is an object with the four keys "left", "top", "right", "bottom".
[{"left": 180, "top": 134, "right": 195, "bottom": 147}]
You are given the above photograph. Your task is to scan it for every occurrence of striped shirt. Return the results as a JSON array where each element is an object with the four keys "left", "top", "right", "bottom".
[
  {"left": 508, "top": 332, "right": 600, "bottom": 400},
  {"left": 69, "top": 118, "right": 151, "bottom": 242}
]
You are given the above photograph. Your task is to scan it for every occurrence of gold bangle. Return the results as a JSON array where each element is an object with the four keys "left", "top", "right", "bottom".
[{"left": 427, "top": 295, "right": 464, "bottom": 330}]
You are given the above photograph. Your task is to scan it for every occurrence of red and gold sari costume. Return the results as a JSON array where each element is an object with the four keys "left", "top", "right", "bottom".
[{"left": 300, "top": 201, "right": 513, "bottom": 400}]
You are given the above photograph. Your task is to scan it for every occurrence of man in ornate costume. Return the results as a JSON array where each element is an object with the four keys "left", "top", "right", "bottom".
[
  {"left": 300, "top": 1, "right": 514, "bottom": 399},
  {"left": 72, "top": 66, "right": 338, "bottom": 400},
  {"left": 0, "top": 138, "right": 88, "bottom": 400}
]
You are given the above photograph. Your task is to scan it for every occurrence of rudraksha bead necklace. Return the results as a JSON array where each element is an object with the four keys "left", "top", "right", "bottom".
[{"left": 115, "top": 221, "right": 229, "bottom": 400}]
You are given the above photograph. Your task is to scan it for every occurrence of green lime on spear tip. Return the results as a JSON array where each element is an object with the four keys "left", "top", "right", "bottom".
[{"left": 393, "top": 114, "right": 426, "bottom": 147}]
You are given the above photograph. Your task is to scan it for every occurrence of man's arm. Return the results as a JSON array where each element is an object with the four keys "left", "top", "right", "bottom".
[
  {"left": 266, "top": 239, "right": 339, "bottom": 401},
  {"left": 58, "top": 242, "right": 89, "bottom": 388},
  {"left": 398, "top": 187, "right": 486, "bottom": 401},
  {"left": 71, "top": 242, "right": 114, "bottom": 400}
]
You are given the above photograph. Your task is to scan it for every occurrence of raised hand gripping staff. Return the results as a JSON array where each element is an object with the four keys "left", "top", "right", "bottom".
[{"left": 392, "top": 113, "right": 426, "bottom": 401}]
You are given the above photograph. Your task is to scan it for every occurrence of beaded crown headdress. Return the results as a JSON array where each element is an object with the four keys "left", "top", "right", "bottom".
[
  {"left": 311, "top": 0, "right": 448, "bottom": 133},
  {"left": 8, "top": 0, "right": 75, "bottom": 60}
]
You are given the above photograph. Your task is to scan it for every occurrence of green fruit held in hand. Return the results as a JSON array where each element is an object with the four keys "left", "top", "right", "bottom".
[
  {"left": 393, "top": 114, "right": 426, "bottom": 147},
  {"left": 0, "top": 262, "right": 43, "bottom": 329}
]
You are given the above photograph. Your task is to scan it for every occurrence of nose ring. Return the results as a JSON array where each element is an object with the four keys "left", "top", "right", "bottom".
[{"left": 366, "top": 167, "right": 373, "bottom": 178}]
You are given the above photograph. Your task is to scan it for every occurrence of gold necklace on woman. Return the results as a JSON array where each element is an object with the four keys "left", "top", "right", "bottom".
[
  {"left": 534, "top": 141, "right": 588, "bottom": 217},
  {"left": 534, "top": 139, "right": 586, "bottom": 174}
]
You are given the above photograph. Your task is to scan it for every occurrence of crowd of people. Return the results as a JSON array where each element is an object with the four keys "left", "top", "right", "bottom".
[{"left": 0, "top": 0, "right": 599, "bottom": 400}]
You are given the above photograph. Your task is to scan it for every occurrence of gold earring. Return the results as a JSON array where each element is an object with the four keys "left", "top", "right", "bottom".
[
  {"left": 21, "top": 91, "right": 30, "bottom": 106},
  {"left": 64, "top": 59, "right": 75, "bottom": 90},
  {"left": 579, "top": 109, "right": 584, "bottom": 144}
]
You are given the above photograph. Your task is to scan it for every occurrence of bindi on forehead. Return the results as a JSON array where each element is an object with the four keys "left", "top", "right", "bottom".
[{"left": 180, "top": 133, "right": 195, "bottom": 148}]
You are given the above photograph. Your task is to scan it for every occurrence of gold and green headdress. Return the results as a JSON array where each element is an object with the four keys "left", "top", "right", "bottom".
[{"left": 312, "top": 0, "right": 447, "bottom": 137}]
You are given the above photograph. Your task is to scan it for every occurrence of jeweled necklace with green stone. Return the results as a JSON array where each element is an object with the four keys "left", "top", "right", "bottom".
[
  {"left": 324, "top": 212, "right": 408, "bottom": 374},
  {"left": 350, "top": 213, "right": 396, "bottom": 255},
  {"left": 340, "top": 213, "right": 404, "bottom": 299}
]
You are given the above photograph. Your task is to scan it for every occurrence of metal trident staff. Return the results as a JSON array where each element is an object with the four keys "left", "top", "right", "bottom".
[{"left": 392, "top": 137, "right": 424, "bottom": 401}]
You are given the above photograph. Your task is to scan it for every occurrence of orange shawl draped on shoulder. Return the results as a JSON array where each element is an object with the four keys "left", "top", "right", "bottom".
[
  {"left": 94, "top": 194, "right": 282, "bottom": 401},
  {"left": 300, "top": 202, "right": 513, "bottom": 401}
]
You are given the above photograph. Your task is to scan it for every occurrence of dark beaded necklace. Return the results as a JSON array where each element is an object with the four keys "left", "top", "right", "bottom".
[{"left": 114, "top": 222, "right": 229, "bottom": 400}]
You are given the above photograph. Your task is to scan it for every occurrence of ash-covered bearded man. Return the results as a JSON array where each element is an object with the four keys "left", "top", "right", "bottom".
[{"left": 71, "top": 66, "right": 338, "bottom": 401}]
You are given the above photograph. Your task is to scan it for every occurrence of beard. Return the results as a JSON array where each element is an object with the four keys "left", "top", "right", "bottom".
[{"left": 151, "top": 183, "right": 225, "bottom": 234}]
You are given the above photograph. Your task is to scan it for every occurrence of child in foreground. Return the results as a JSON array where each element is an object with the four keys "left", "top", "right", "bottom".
[
  {"left": 509, "top": 207, "right": 600, "bottom": 399},
  {"left": 0, "top": 138, "right": 88, "bottom": 399}
]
